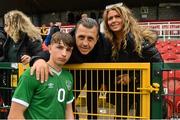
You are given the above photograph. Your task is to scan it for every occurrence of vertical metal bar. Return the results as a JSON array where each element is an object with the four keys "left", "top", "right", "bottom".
[
  {"left": 96, "top": 70, "right": 98, "bottom": 119},
  {"left": 90, "top": 70, "right": 93, "bottom": 118},
  {"left": 108, "top": 69, "right": 111, "bottom": 118},
  {"left": 133, "top": 69, "right": 136, "bottom": 117},
  {"left": 141, "top": 64, "right": 150, "bottom": 118},
  {"left": 127, "top": 70, "right": 129, "bottom": 116}
]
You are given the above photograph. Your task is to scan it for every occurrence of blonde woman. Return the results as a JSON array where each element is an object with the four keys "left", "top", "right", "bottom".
[
  {"left": 103, "top": 4, "right": 163, "bottom": 118},
  {"left": 2, "top": 10, "right": 42, "bottom": 65}
]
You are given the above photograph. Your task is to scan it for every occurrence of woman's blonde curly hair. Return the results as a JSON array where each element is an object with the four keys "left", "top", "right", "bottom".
[
  {"left": 103, "top": 4, "right": 157, "bottom": 59},
  {"left": 4, "top": 10, "right": 42, "bottom": 42}
]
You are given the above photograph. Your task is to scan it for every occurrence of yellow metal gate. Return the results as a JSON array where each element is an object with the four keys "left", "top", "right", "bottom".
[
  {"left": 64, "top": 63, "right": 158, "bottom": 119},
  {"left": 1, "top": 63, "right": 160, "bottom": 119}
]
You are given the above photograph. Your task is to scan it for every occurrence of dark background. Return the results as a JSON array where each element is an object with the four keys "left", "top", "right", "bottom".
[{"left": 0, "top": 0, "right": 180, "bottom": 16}]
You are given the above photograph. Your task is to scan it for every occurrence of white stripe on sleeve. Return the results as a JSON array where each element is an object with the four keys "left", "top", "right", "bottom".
[
  {"left": 12, "top": 98, "right": 29, "bottom": 107},
  {"left": 66, "top": 97, "right": 75, "bottom": 104}
]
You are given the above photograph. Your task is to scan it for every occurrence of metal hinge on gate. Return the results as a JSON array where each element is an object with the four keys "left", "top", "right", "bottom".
[{"left": 137, "top": 83, "right": 160, "bottom": 94}]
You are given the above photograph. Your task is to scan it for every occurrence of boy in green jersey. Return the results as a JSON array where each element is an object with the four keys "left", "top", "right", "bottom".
[{"left": 8, "top": 31, "right": 75, "bottom": 119}]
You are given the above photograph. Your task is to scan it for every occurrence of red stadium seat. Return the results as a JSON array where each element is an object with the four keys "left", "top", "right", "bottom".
[
  {"left": 176, "top": 101, "right": 180, "bottom": 113},
  {"left": 175, "top": 88, "right": 180, "bottom": 114},
  {"left": 162, "top": 45, "right": 175, "bottom": 52},
  {"left": 160, "top": 41, "right": 169, "bottom": 47},
  {"left": 176, "top": 40, "right": 180, "bottom": 44},
  {"left": 158, "top": 47, "right": 168, "bottom": 54},
  {"left": 163, "top": 81, "right": 180, "bottom": 118},
  {"left": 163, "top": 70, "right": 180, "bottom": 80},
  {"left": 177, "top": 50, "right": 180, "bottom": 54},
  {"left": 176, "top": 54, "right": 180, "bottom": 59},
  {"left": 171, "top": 48, "right": 180, "bottom": 55},
  {"left": 170, "top": 40, "right": 179, "bottom": 47},
  {"left": 163, "top": 70, "right": 180, "bottom": 118},
  {"left": 176, "top": 46, "right": 180, "bottom": 54},
  {"left": 156, "top": 43, "right": 162, "bottom": 49},
  {"left": 162, "top": 53, "right": 177, "bottom": 61},
  {"left": 163, "top": 70, "right": 180, "bottom": 82},
  {"left": 177, "top": 43, "right": 180, "bottom": 48},
  {"left": 174, "top": 59, "right": 180, "bottom": 63}
]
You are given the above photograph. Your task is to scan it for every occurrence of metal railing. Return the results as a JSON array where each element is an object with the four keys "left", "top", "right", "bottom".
[{"left": 64, "top": 63, "right": 152, "bottom": 119}]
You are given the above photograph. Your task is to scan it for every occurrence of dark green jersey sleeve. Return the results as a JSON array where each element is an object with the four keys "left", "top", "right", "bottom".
[{"left": 12, "top": 68, "right": 40, "bottom": 107}]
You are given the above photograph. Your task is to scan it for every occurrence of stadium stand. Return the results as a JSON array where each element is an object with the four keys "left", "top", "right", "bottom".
[
  {"left": 155, "top": 40, "right": 180, "bottom": 63},
  {"left": 163, "top": 69, "right": 180, "bottom": 118}
]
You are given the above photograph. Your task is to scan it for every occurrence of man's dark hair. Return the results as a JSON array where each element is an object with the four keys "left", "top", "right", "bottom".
[
  {"left": 76, "top": 18, "right": 99, "bottom": 33},
  {"left": 50, "top": 32, "right": 74, "bottom": 48}
]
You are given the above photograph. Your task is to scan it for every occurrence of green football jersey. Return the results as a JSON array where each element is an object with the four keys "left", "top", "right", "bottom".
[{"left": 12, "top": 67, "right": 74, "bottom": 119}]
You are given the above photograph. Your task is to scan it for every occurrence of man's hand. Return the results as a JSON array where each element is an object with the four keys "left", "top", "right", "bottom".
[
  {"left": 30, "top": 59, "right": 51, "bottom": 83},
  {"left": 116, "top": 74, "right": 131, "bottom": 85}
]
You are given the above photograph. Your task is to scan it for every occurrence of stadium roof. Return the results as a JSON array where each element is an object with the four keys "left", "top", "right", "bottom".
[{"left": 0, "top": 0, "right": 180, "bottom": 16}]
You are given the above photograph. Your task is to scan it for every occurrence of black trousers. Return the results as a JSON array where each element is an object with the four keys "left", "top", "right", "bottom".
[
  {"left": 72, "top": 70, "right": 103, "bottom": 119},
  {"left": 116, "top": 93, "right": 140, "bottom": 118},
  {"left": 106, "top": 70, "right": 140, "bottom": 119}
]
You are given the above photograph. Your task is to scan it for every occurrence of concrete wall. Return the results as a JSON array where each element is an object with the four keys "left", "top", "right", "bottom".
[
  {"left": 38, "top": 6, "right": 180, "bottom": 25},
  {"left": 159, "top": 6, "right": 180, "bottom": 20},
  {"left": 0, "top": 6, "right": 179, "bottom": 27}
]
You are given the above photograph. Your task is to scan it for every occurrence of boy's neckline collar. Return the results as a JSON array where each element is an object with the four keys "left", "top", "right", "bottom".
[{"left": 47, "top": 63, "right": 62, "bottom": 76}]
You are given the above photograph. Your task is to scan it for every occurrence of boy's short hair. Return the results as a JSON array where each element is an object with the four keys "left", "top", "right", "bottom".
[{"left": 50, "top": 31, "right": 74, "bottom": 47}]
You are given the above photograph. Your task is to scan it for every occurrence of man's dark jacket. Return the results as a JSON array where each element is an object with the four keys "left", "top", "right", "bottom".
[
  {"left": 68, "top": 29, "right": 111, "bottom": 63},
  {"left": 34, "top": 29, "right": 112, "bottom": 64}
]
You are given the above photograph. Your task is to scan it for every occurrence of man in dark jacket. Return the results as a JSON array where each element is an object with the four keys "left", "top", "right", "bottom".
[{"left": 30, "top": 18, "right": 111, "bottom": 119}]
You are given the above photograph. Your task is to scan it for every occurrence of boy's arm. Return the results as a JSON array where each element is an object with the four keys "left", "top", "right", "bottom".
[
  {"left": 8, "top": 102, "right": 27, "bottom": 119},
  {"left": 65, "top": 103, "right": 74, "bottom": 119}
]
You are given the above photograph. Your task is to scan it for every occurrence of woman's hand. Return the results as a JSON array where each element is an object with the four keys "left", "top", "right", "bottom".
[
  {"left": 30, "top": 59, "right": 52, "bottom": 83},
  {"left": 21, "top": 55, "right": 31, "bottom": 65}
]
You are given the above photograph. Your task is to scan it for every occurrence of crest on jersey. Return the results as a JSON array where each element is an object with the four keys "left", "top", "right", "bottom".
[
  {"left": 48, "top": 83, "right": 54, "bottom": 88},
  {"left": 66, "top": 80, "right": 72, "bottom": 91}
]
